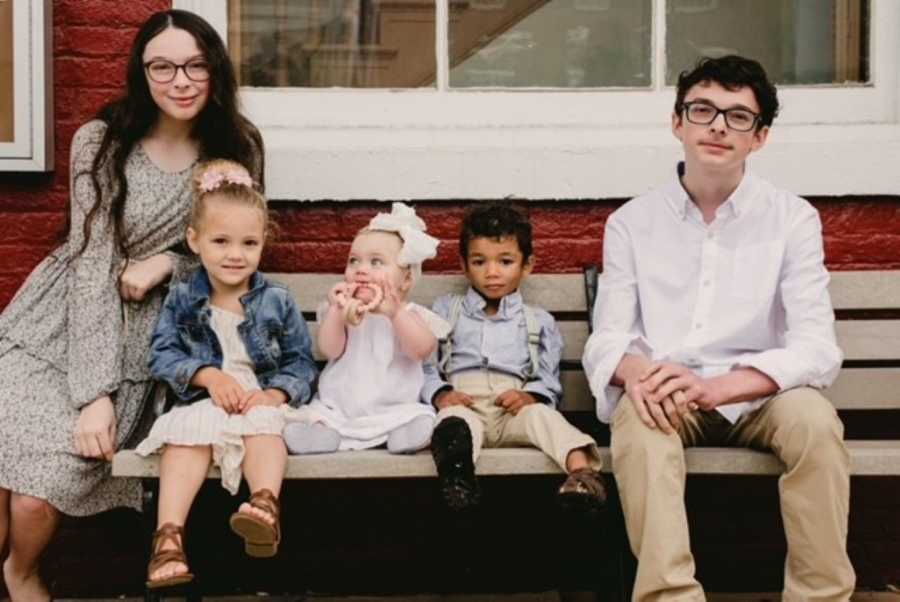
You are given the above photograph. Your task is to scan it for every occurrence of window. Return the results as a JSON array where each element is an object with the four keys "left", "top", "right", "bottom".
[
  {"left": 665, "top": 0, "right": 869, "bottom": 85},
  {"left": 448, "top": 0, "right": 653, "bottom": 88},
  {"left": 176, "top": 0, "right": 899, "bottom": 200},
  {"left": 228, "top": 0, "right": 437, "bottom": 88},
  {"left": 225, "top": 0, "right": 868, "bottom": 90},
  {"left": 0, "top": 0, "right": 53, "bottom": 172},
  {"left": 1, "top": 0, "right": 13, "bottom": 143}
]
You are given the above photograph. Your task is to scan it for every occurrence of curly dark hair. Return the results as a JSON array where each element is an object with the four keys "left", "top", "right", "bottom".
[
  {"left": 76, "top": 9, "right": 264, "bottom": 259},
  {"left": 674, "top": 55, "right": 779, "bottom": 130},
  {"left": 459, "top": 202, "right": 533, "bottom": 263}
]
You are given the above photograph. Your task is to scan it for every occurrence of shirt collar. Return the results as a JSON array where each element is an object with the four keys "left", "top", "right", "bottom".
[
  {"left": 664, "top": 161, "right": 757, "bottom": 221},
  {"left": 463, "top": 286, "right": 524, "bottom": 319}
]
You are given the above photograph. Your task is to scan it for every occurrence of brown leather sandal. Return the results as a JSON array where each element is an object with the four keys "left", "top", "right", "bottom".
[
  {"left": 558, "top": 468, "right": 609, "bottom": 513},
  {"left": 228, "top": 488, "right": 281, "bottom": 558},
  {"left": 146, "top": 522, "right": 194, "bottom": 589}
]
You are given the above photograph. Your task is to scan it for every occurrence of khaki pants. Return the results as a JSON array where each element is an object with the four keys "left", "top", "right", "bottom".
[
  {"left": 611, "top": 387, "right": 855, "bottom": 602},
  {"left": 436, "top": 370, "right": 602, "bottom": 472}
]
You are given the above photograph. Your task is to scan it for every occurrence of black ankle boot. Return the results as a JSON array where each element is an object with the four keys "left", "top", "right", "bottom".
[{"left": 431, "top": 417, "right": 481, "bottom": 510}]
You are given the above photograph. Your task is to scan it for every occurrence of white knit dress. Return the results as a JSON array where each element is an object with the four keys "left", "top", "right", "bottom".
[{"left": 294, "top": 302, "right": 450, "bottom": 450}]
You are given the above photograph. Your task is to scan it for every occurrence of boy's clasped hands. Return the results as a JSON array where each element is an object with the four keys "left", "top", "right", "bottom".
[
  {"left": 193, "top": 367, "right": 287, "bottom": 414},
  {"left": 623, "top": 358, "right": 736, "bottom": 434},
  {"left": 434, "top": 388, "right": 538, "bottom": 415}
]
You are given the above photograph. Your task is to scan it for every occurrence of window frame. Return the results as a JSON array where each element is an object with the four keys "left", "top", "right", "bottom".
[
  {"left": 176, "top": 0, "right": 900, "bottom": 200},
  {"left": 0, "top": 0, "right": 53, "bottom": 172}
]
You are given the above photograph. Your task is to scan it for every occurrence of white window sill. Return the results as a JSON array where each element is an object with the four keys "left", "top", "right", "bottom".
[{"left": 261, "top": 122, "right": 900, "bottom": 201}]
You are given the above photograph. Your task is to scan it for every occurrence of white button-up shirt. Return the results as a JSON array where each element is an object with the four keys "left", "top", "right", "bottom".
[{"left": 583, "top": 165, "right": 842, "bottom": 424}]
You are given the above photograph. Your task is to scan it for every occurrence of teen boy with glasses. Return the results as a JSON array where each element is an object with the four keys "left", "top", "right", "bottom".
[{"left": 583, "top": 55, "right": 855, "bottom": 601}]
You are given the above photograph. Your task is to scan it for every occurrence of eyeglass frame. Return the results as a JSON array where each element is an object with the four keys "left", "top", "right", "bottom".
[
  {"left": 143, "top": 59, "right": 211, "bottom": 84},
  {"left": 681, "top": 101, "right": 760, "bottom": 132}
]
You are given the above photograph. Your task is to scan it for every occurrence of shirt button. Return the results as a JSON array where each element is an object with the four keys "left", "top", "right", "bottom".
[
  {"left": 695, "top": 323, "right": 703, "bottom": 330},
  {"left": 703, "top": 280, "right": 711, "bottom": 287},
  {"left": 707, "top": 231, "right": 715, "bottom": 240}
]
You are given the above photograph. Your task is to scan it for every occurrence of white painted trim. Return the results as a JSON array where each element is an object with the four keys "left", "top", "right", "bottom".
[
  {"left": 0, "top": 0, "right": 53, "bottom": 172},
  {"left": 175, "top": 0, "right": 900, "bottom": 199},
  {"left": 174, "top": 0, "right": 228, "bottom": 45},
  {"left": 435, "top": 0, "right": 449, "bottom": 91},
  {"left": 260, "top": 123, "right": 900, "bottom": 200}
]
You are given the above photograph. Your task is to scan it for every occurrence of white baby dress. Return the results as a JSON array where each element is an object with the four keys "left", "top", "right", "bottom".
[{"left": 296, "top": 302, "right": 450, "bottom": 450}]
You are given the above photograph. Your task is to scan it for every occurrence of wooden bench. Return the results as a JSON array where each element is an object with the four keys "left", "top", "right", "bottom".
[
  {"left": 112, "top": 268, "right": 900, "bottom": 598},
  {"left": 114, "top": 272, "right": 601, "bottom": 481}
]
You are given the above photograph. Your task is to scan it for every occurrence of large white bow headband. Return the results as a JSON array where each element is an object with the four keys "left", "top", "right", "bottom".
[{"left": 366, "top": 202, "right": 439, "bottom": 276}]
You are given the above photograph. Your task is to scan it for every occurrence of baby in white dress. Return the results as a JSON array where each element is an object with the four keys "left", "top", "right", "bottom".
[{"left": 284, "top": 203, "right": 450, "bottom": 454}]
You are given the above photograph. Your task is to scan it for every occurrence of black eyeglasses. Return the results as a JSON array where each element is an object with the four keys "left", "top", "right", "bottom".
[
  {"left": 144, "top": 59, "right": 211, "bottom": 84},
  {"left": 682, "top": 101, "right": 759, "bottom": 132}
]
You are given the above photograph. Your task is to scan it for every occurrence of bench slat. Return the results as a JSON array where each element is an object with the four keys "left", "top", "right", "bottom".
[
  {"left": 829, "top": 271, "right": 900, "bottom": 310},
  {"left": 300, "top": 313, "right": 900, "bottom": 364},
  {"left": 558, "top": 367, "right": 900, "bottom": 412},
  {"left": 679, "top": 441, "right": 900, "bottom": 476},
  {"left": 306, "top": 320, "right": 591, "bottom": 362},
  {"left": 835, "top": 320, "right": 900, "bottom": 360},
  {"left": 304, "top": 319, "right": 900, "bottom": 363},
  {"left": 558, "top": 321, "right": 897, "bottom": 364},
  {"left": 272, "top": 271, "right": 900, "bottom": 312},
  {"left": 272, "top": 273, "right": 588, "bottom": 312},
  {"left": 824, "top": 367, "right": 900, "bottom": 409},
  {"left": 112, "top": 440, "right": 900, "bottom": 479}
]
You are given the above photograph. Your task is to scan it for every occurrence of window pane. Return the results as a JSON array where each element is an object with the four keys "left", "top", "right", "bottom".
[
  {"left": 228, "top": 0, "right": 436, "bottom": 88},
  {"left": 449, "top": 0, "right": 652, "bottom": 88},
  {"left": 666, "top": 0, "right": 869, "bottom": 85}
]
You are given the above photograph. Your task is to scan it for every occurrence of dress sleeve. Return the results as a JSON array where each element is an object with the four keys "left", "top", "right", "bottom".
[
  {"left": 163, "top": 249, "right": 199, "bottom": 284},
  {"left": 65, "top": 122, "right": 124, "bottom": 409}
]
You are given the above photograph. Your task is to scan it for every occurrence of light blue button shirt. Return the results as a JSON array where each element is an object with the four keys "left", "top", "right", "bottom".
[{"left": 422, "top": 287, "right": 564, "bottom": 407}]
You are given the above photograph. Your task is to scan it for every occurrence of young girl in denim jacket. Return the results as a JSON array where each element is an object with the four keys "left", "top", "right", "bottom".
[
  {"left": 136, "top": 160, "right": 317, "bottom": 589},
  {"left": 284, "top": 203, "right": 450, "bottom": 455}
]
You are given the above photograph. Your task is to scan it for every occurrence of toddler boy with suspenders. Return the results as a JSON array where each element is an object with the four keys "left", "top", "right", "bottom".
[{"left": 422, "top": 203, "right": 607, "bottom": 512}]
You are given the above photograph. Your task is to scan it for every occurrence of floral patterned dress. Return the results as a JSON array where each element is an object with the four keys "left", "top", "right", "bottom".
[{"left": 0, "top": 120, "right": 197, "bottom": 515}]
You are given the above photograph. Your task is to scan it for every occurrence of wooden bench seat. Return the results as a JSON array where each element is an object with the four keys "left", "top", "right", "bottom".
[{"left": 112, "top": 269, "right": 900, "bottom": 480}]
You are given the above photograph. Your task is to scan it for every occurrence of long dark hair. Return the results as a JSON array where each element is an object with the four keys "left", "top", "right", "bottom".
[{"left": 76, "top": 9, "right": 264, "bottom": 259}]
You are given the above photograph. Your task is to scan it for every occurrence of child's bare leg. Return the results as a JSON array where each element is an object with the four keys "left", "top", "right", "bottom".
[
  {"left": 152, "top": 444, "right": 212, "bottom": 582},
  {"left": 240, "top": 434, "right": 287, "bottom": 524},
  {"left": 4, "top": 492, "right": 59, "bottom": 602}
]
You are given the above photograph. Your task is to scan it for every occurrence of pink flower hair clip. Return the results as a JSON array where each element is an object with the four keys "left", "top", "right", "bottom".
[{"left": 199, "top": 168, "right": 254, "bottom": 193}]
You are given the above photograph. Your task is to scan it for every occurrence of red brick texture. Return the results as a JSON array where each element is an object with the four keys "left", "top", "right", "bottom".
[
  {"left": 260, "top": 198, "right": 900, "bottom": 276},
  {"left": 0, "top": 0, "right": 897, "bottom": 595}
]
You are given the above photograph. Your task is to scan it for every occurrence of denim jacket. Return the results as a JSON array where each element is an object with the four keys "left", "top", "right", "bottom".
[{"left": 149, "top": 268, "right": 317, "bottom": 407}]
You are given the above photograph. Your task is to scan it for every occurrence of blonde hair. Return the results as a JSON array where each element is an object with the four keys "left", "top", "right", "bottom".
[{"left": 190, "top": 159, "right": 273, "bottom": 237}]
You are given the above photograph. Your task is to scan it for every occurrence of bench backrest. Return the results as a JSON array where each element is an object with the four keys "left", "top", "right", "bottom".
[{"left": 270, "top": 270, "right": 900, "bottom": 414}]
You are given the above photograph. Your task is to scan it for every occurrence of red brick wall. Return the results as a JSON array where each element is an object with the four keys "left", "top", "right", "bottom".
[
  {"left": 263, "top": 198, "right": 900, "bottom": 276},
  {"left": 0, "top": 0, "right": 898, "bottom": 595},
  {"left": 0, "top": 0, "right": 170, "bottom": 306}
]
